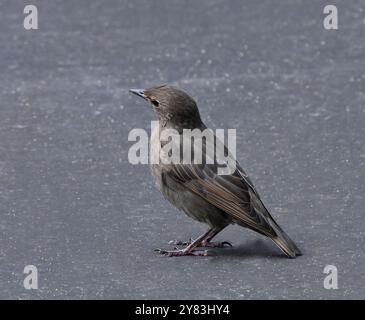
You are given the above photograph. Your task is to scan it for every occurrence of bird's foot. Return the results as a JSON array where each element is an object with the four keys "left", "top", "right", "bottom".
[
  {"left": 154, "top": 248, "right": 210, "bottom": 257},
  {"left": 201, "top": 240, "right": 233, "bottom": 248},
  {"left": 169, "top": 239, "right": 232, "bottom": 248}
]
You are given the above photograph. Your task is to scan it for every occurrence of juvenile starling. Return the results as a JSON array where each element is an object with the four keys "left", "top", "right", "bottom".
[{"left": 129, "top": 85, "right": 302, "bottom": 258}]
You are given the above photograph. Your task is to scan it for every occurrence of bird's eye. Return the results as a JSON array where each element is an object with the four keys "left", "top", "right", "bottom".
[{"left": 151, "top": 99, "right": 159, "bottom": 107}]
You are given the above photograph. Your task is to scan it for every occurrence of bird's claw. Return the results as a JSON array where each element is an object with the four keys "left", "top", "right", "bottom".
[
  {"left": 168, "top": 239, "right": 232, "bottom": 248},
  {"left": 200, "top": 240, "right": 233, "bottom": 248},
  {"left": 155, "top": 248, "right": 211, "bottom": 257},
  {"left": 221, "top": 241, "right": 233, "bottom": 247}
]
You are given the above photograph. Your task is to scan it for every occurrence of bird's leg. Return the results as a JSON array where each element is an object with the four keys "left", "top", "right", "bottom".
[
  {"left": 200, "top": 226, "right": 232, "bottom": 248},
  {"left": 156, "top": 228, "right": 216, "bottom": 257},
  {"left": 169, "top": 226, "right": 232, "bottom": 248}
]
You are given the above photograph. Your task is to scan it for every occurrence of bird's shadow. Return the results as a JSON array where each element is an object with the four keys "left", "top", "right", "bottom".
[{"left": 208, "top": 239, "right": 286, "bottom": 259}]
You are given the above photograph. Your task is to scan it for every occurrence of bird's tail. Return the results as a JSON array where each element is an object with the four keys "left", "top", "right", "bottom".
[{"left": 269, "top": 221, "right": 302, "bottom": 258}]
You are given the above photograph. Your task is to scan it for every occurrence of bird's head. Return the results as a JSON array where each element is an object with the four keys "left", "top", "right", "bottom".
[{"left": 129, "top": 85, "right": 202, "bottom": 128}]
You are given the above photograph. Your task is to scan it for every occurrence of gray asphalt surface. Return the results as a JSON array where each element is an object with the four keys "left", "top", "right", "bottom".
[{"left": 0, "top": 0, "right": 364, "bottom": 299}]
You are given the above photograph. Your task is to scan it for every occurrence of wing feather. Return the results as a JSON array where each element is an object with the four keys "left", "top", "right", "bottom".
[{"left": 166, "top": 161, "right": 276, "bottom": 237}]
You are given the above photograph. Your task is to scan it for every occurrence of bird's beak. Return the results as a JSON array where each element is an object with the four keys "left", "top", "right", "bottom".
[{"left": 129, "top": 89, "right": 147, "bottom": 100}]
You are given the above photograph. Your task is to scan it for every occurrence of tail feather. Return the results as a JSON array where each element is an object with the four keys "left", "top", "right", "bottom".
[{"left": 270, "top": 222, "right": 302, "bottom": 258}]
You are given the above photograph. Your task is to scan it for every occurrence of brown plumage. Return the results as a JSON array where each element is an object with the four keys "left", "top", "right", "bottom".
[{"left": 130, "top": 85, "right": 302, "bottom": 258}]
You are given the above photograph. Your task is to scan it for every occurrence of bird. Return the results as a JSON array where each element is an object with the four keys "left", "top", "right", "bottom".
[{"left": 129, "top": 85, "right": 302, "bottom": 258}]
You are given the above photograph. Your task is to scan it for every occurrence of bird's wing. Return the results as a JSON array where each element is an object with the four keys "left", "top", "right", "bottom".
[{"left": 165, "top": 159, "right": 277, "bottom": 237}]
